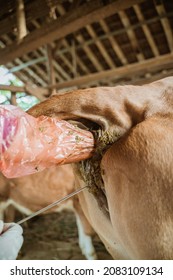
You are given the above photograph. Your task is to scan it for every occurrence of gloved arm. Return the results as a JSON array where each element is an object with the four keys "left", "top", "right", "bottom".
[{"left": 0, "top": 220, "right": 23, "bottom": 260}]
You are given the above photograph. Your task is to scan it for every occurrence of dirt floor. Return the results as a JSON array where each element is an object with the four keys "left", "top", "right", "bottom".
[{"left": 17, "top": 210, "right": 112, "bottom": 260}]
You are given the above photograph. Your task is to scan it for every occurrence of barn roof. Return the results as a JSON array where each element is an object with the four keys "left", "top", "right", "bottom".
[{"left": 0, "top": 0, "right": 173, "bottom": 100}]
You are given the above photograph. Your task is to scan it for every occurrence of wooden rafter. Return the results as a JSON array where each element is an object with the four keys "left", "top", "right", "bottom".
[
  {"left": 16, "top": 57, "right": 47, "bottom": 86},
  {"left": 76, "top": 33, "right": 104, "bottom": 72},
  {"left": 0, "top": 38, "right": 46, "bottom": 86},
  {"left": 2, "top": 35, "right": 47, "bottom": 86},
  {"left": 155, "top": 3, "right": 173, "bottom": 52},
  {"left": 99, "top": 19, "right": 128, "bottom": 65},
  {"left": 53, "top": 10, "right": 173, "bottom": 57},
  {"left": 133, "top": 4, "right": 159, "bottom": 57},
  {"left": 118, "top": 10, "right": 145, "bottom": 61},
  {"left": 6, "top": 59, "right": 47, "bottom": 89},
  {"left": 57, "top": 5, "right": 104, "bottom": 72},
  {"left": 8, "top": 56, "right": 46, "bottom": 73},
  {"left": 57, "top": 4, "right": 111, "bottom": 74},
  {"left": 0, "top": 0, "right": 172, "bottom": 94},
  {"left": 86, "top": 25, "right": 115, "bottom": 69},
  {"left": 55, "top": 38, "right": 90, "bottom": 74},
  {"left": 6, "top": 62, "right": 31, "bottom": 85},
  {"left": 31, "top": 20, "right": 69, "bottom": 82},
  {"left": 33, "top": 18, "right": 80, "bottom": 81},
  {"left": 32, "top": 23, "right": 73, "bottom": 81},
  {"left": 51, "top": 4, "right": 90, "bottom": 76},
  {"left": 0, "top": 0, "right": 145, "bottom": 65}
]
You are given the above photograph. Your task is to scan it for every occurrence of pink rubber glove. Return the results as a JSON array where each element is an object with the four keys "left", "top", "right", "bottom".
[{"left": 0, "top": 220, "right": 23, "bottom": 260}]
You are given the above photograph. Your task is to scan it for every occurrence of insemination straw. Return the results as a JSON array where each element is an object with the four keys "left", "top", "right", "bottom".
[{"left": 17, "top": 186, "right": 87, "bottom": 225}]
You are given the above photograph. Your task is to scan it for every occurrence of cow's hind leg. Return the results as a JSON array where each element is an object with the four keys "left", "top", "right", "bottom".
[
  {"left": 4, "top": 205, "right": 16, "bottom": 222},
  {"left": 73, "top": 196, "right": 97, "bottom": 260},
  {"left": 0, "top": 200, "right": 11, "bottom": 221}
]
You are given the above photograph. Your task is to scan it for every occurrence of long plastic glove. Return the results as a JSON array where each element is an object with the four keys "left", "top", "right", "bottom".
[
  {"left": 0, "top": 105, "right": 94, "bottom": 178},
  {"left": 0, "top": 220, "right": 23, "bottom": 260}
]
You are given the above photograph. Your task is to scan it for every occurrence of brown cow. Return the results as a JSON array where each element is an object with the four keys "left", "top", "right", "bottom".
[
  {"left": 28, "top": 77, "right": 173, "bottom": 259},
  {"left": 0, "top": 165, "right": 97, "bottom": 259}
]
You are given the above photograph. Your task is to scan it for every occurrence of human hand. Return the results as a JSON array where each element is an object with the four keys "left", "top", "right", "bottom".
[{"left": 0, "top": 220, "right": 23, "bottom": 260}]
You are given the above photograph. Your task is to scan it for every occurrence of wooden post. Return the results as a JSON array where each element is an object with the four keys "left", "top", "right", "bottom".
[
  {"left": 46, "top": 45, "right": 56, "bottom": 95},
  {"left": 72, "top": 40, "right": 77, "bottom": 78},
  {"left": 16, "top": 0, "right": 27, "bottom": 42},
  {"left": 10, "top": 92, "right": 17, "bottom": 106}
]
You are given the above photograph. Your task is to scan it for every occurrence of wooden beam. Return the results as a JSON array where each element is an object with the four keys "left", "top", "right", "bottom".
[
  {"left": 105, "top": 69, "right": 173, "bottom": 86},
  {"left": 0, "top": 84, "right": 26, "bottom": 93},
  {"left": 0, "top": 84, "right": 47, "bottom": 101},
  {"left": 47, "top": 53, "right": 173, "bottom": 90},
  {"left": 130, "top": 70, "right": 173, "bottom": 85},
  {"left": 0, "top": 0, "right": 145, "bottom": 65}
]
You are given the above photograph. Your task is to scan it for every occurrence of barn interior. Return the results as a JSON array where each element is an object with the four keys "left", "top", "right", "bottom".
[{"left": 0, "top": 0, "right": 173, "bottom": 260}]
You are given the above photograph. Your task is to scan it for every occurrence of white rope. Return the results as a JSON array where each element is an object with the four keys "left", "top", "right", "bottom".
[{"left": 17, "top": 186, "right": 87, "bottom": 225}]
